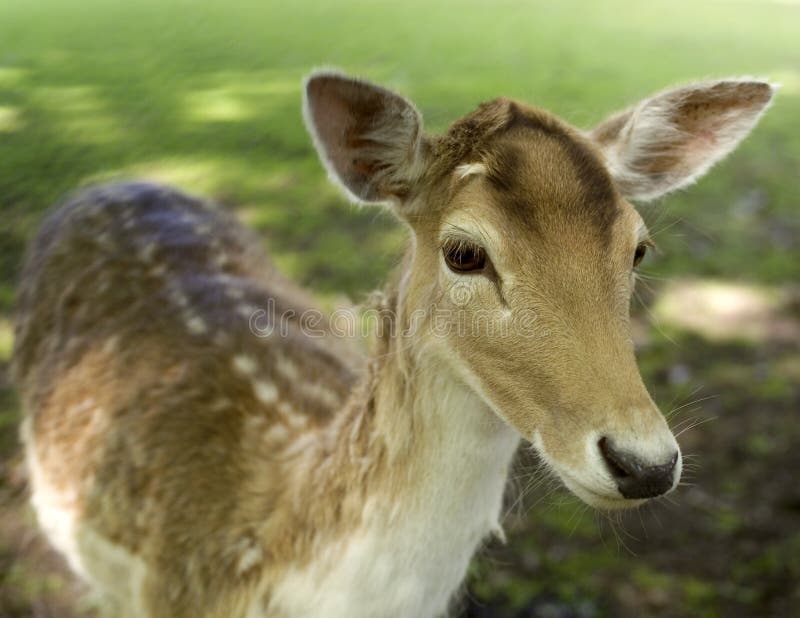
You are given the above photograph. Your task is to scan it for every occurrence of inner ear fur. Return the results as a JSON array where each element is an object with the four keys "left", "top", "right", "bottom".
[
  {"left": 303, "top": 71, "right": 428, "bottom": 205},
  {"left": 589, "top": 79, "right": 776, "bottom": 201}
]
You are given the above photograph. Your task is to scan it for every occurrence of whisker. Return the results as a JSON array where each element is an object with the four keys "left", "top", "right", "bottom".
[
  {"left": 666, "top": 394, "right": 718, "bottom": 420},
  {"left": 633, "top": 287, "right": 677, "bottom": 345},
  {"left": 674, "top": 416, "right": 718, "bottom": 439}
]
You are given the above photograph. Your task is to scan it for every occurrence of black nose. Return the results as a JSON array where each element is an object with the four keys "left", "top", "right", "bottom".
[{"left": 598, "top": 437, "right": 678, "bottom": 499}]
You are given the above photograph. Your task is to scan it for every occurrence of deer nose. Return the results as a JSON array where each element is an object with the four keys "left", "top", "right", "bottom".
[{"left": 598, "top": 437, "right": 678, "bottom": 499}]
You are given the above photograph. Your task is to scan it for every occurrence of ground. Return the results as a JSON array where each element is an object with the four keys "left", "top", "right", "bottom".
[{"left": 0, "top": 1, "right": 798, "bottom": 616}]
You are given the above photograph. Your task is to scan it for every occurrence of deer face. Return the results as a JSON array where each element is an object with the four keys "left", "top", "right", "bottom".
[
  {"left": 304, "top": 72, "right": 774, "bottom": 508},
  {"left": 412, "top": 118, "right": 675, "bottom": 509}
]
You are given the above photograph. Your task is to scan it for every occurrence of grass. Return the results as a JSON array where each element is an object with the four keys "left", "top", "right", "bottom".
[
  {"left": 0, "top": 1, "right": 798, "bottom": 616},
  {"left": 1, "top": 0, "right": 798, "bottom": 303}
]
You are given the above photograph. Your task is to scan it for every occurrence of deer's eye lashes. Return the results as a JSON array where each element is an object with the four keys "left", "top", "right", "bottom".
[
  {"left": 442, "top": 239, "right": 487, "bottom": 274},
  {"left": 633, "top": 242, "right": 648, "bottom": 268}
]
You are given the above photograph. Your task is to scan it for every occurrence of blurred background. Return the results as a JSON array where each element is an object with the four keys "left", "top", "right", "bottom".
[{"left": 0, "top": 1, "right": 798, "bottom": 616}]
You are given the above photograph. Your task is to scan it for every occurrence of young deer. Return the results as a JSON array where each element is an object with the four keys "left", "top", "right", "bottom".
[{"left": 13, "top": 71, "right": 774, "bottom": 617}]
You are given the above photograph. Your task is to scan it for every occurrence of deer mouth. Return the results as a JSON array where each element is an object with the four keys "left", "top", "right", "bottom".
[
  {"left": 532, "top": 432, "right": 680, "bottom": 510},
  {"left": 558, "top": 469, "right": 649, "bottom": 511}
]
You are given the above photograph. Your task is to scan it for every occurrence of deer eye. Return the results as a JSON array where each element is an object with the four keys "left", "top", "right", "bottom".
[
  {"left": 633, "top": 243, "right": 648, "bottom": 268},
  {"left": 443, "top": 239, "right": 487, "bottom": 273}
]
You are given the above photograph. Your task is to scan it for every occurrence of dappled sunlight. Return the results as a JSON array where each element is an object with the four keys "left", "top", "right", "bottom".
[
  {"left": 771, "top": 68, "right": 800, "bottom": 95},
  {"left": 83, "top": 155, "right": 273, "bottom": 200},
  {"left": 262, "top": 167, "right": 302, "bottom": 191},
  {"left": 0, "top": 106, "right": 23, "bottom": 133},
  {"left": 260, "top": 77, "right": 301, "bottom": 95},
  {"left": 0, "top": 1, "right": 797, "bottom": 616},
  {"left": 33, "top": 85, "right": 129, "bottom": 144},
  {"left": 236, "top": 202, "right": 286, "bottom": 228},
  {"left": 652, "top": 279, "right": 799, "bottom": 343},
  {"left": 0, "top": 66, "right": 27, "bottom": 87},
  {"left": 0, "top": 318, "right": 12, "bottom": 362},
  {"left": 185, "top": 88, "right": 255, "bottom": 122},
  {"left": 774, "top": 354, "right": 800, "bottom": 386},
  {"left": 184, "top": 71, "right": 300, "bottom": 125},
  {"left": 203, "top": 70, "right": 299, "bottom": 95},
  {"left": 84, "top": 157, "right": 225, "bottom": 195}
]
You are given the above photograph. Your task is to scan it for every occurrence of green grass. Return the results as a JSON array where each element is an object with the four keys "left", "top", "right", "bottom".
[
  {"left": 1, "top": 0, "right": 798, "bottom": 306},
  {"left": 0, "top": 1, "right": 798, "bottom": 616}
]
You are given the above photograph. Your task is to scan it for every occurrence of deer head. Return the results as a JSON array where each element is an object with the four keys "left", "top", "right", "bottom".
[{"left": 303, "top": 71, "right": 775, "bottom": 508}]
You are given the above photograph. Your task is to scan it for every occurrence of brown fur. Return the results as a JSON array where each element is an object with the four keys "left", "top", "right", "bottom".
[
  {"left": 13, "top": 73, "right": 774, "bottom": 616},
  {"left": 14, "top": 184, "right": 373, "bottom": 613}
]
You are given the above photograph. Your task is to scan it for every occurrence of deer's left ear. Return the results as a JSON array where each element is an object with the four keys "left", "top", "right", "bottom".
[{"left": 589, "top": 79, "right": 777, "bottom": 202}]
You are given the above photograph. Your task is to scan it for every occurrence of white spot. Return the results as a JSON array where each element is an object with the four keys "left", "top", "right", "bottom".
[
  {"left": 139, "top": 241, "right": 157, "bottom": 262},
  {"left": 454, "top": 162, "right": 486, "bottom": 180},
  {"left": 233, "top": 355, "right": 258, "bottom": 376},
  {"left": 264, "top": 423, "right": 290, "bottom": 442},
  {"left": 275, "top": 355, "right": 299, "bottom": 381},
  {"left": 276, "top": 401, "right": 295, "bottom": 417},
  {"left": 210, "top": 398, "right": 232, "bottom": 411},
  {"left": 303, "top": 383, "right": 341, "bottom": 410},
  {"left": 237, "top": 304, "right": 258, "bottom": 319},
  {"left": 279, "top": 404, "right": 308, "bottom": 429},
  {"left": 213, "top": 331, "right": 231, "bottom": 347},
  {"left": 245, "top": 415, "right": 267, "bottom": 430},
  {"left": 253, "top": 381, "right": 278, "bottom": 405},
  {"left": 281, "top": 432, "right": 317, "bottom": 458},
  {"left": 102, "top": 336, "right": 119, "bottom": 354},
  {"left": 186, "top": 316, "right": 208, "bottom": 335},
  {"left": 236, "top": 540, "right": 263, "bottom": 575},
  {"left": 170, "top": 287, "right": 189, "bottom": 307},
  {"left": 67, "top": 397, "right": 96, "bottom": 415}
]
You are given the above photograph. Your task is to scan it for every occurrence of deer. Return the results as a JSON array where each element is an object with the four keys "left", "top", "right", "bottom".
[{"left": 12, "top": 70, "right": 774, "bottom": 617}]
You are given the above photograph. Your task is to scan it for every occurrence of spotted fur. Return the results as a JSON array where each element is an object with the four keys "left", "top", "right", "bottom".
[{"left": 13, "top": 71, "right": 775, "bottom": 617}]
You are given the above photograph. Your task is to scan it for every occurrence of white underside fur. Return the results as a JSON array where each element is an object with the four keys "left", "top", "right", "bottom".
[
  {"left": 267, "top": 377, "right": 519, "bottom": 618},
  {"left": 24, "top": 376, "right": 520, "bottom": 618},
  {"left": 22, "top": 418, "right": 149, "bottom": 617}
]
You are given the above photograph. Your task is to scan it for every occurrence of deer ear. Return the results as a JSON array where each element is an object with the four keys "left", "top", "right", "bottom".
[
  {"left": 303, "top": 70, "right": 428, "bottom": 206},
  {"left": 589, "top": 79, "right": 777, "bottom": 202}
]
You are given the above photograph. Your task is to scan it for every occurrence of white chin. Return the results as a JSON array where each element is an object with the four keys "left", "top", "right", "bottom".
[{"left": 561, "top": 476, "right": 647, "bottom": 511}]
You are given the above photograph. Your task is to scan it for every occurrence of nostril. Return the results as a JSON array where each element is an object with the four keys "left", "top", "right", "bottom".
[
  {"left": 598, "top": 436, "right": 632, "bottom": 479},
  {"left": 598, "top": 437, "right": 679, "bottom": 500}
]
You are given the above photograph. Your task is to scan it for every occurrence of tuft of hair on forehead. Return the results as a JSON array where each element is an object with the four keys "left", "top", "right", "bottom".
[
  {"left": 433, "top": 97, "right": 620, "bottom": 239},
  {"left": 431, "top": 98, "right": 516, "bottom": 175},
  {"left": 432, "top": 98, "right": 609, "bottom": 183},
  {"left": 454, "top": 162, "right": 487, "bottom": 181}
]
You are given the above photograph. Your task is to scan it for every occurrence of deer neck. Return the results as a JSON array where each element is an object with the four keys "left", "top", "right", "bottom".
[
  {"left": 328, "top": 289, "right": 521, "bottom": 529},
  {"left": 273, "top": 303, "right": 520, "bottom": 616}
]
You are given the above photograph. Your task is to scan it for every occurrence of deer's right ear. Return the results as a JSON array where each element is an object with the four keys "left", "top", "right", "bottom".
[{"left": 303, "top": 71, "right": 429, "bottom": 206}]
